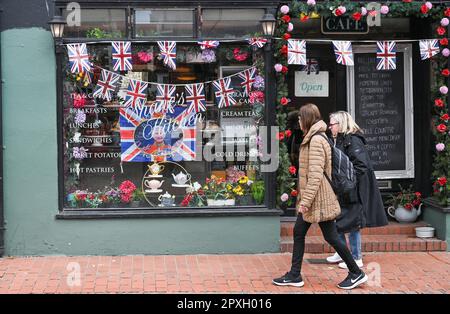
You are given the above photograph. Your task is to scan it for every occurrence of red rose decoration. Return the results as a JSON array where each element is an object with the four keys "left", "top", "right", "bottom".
[
  {"left": 415, "top": 192, "right": 422, "bottom": 198},
  {"left": 277, "top": 132, "right": 285, "bottom": 140},
  {"left": 412, "top": 199, "right": 421, "bottom": 207},
  {"left": 403, "top": 0, "right": 412, "bottom": 2},
  {"left": 437, "top": 123, "right": 447, "bottom": 133},
  {"left": 441, "top": 38, "right": 448, "bottom": 46},
  {"left": 289, "top": 166, "right": 297, "bottom": 175},
  {"left": 441, "top": 113, "right": 450, "bottom": 121},
  {"left": 442, "top": 69, "right": 450, "bottom": 77},
  {"left": 281, "top": 66, "right": 288, "bottom": 74},
  {"left": 291, "top": 190, "right": 299, "bottom": 197},
  {"left": 445, "top": 8, "right": 450, "bottom": 17},
  {"left": 435, "top": 99, "right": 444, "bottom": 107},
  {"left": 437, "top": 177, "right": 447, "bottom": 186},
  {"left": 281, "top": 15, "right": 291, "bottom": 23},
  {"left": 285, "top": 130, "right": 292, "bottom": 138},
  {"left": 280, "top": 45, "right": 288, "bottom": 56},
  {"left": 280, "top": 97, "right": 290, "bottom": 106},
  {"left": 437, "top": 26, "right": 446, "bottom": 36},
  {"left": 300, "top": 15, "right": 309, "bottom": 22},
  {"left": 352, "top": 12, "right": 362, "bottom": 21},
  {"left": 404, "top": 203, "right": 413, "bottom": 210},
  {"left": 335, "top": 9, "right": 343, "bottom": 16},
  {"left": 421, "top": 4, "right": 429, "bottom": 14},
  {"left": 283, "top": 33, "right": 291, "bottom": 40}
]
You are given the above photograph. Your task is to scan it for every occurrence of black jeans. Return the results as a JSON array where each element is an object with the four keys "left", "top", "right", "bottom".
[{"left": 290, "top": 214, "right": 362, "bottom": 276}]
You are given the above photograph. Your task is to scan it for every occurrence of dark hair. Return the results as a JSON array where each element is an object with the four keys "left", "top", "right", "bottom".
[{"left": 298, "top": 103, "right": 322, "bottom": 133}]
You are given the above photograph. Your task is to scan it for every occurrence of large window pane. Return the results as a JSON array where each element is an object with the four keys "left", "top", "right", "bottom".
[
  {"left": 202, "top": 9, "right": 265, "bottom": 38},
  {"left": 63, "top": 9, "right": 126, "bottom": 38},
  {"left": 135, "top": 9, "right": 194, "bottom": 37}
]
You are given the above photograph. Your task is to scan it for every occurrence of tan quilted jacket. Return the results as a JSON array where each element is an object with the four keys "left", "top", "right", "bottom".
[{"left": 298, "top": 120, "right": 341, "bottom": 223}]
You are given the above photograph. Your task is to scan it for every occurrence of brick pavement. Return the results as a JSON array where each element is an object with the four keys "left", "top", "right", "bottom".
[{"left": 0, "top": 252, "right": 448, "bottom": 294}]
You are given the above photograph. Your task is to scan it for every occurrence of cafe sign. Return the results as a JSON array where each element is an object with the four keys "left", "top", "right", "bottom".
[
  {"left": 321, "top": 16, "right": 369, "bottom": 34},
  {"left": 295, "top": 71, "right": 329, "bottom": 97}
]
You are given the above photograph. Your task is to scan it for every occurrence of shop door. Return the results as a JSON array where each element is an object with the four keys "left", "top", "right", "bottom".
[{"left": 284, "top": 43, "right": 347, "bottom": 216}]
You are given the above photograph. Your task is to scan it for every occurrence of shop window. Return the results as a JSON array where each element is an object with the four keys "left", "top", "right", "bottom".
[
  {"left": 135, "top": 9, "right": 194, "bottom": 37},
  {"left": 201, "top": 9, "right": 265, "bottom": 38},
  {"left": 62, "top": 44, "right": 266, "bottom": 210},
  {"left": 62, "top": 9, "right": 127, "bottom": 38}
]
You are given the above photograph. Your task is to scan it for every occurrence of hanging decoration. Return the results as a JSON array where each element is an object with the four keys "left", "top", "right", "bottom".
[
  {"left": 197, "top": 41, "right": 220, "bottom": 50},
  {"left": 248, "top": 37, "right": 268, "bottom": 48},
  {"left": 124, "top": 79, "right": 148, "bottom": 108},
  {"left": 376, "top": 41, "right": 396, "bottom": 71},
  {"left": 419, "top": 39, "right": 440, "bottom": 60},
  {"left": 93, "top": 69, "right": 121, "bottom": 101},
  {"left": 301, "top": 58, "right": 320, "bottom": 74},
  {"left": 213, "top": 78, "right": 236, "bottom": 108},
  {"left": 185, "top": 83, "right": 207, "bottom": 114},
  {"left": 155, "top": 84, "right": 176, "bottom": 114},
  {"left": 287, "top": 39, "right": 307, "bottom": 65},
  {"left": 237, "top": 68, "right": 256, "bottom": 95},
  {"left": 332, "top": 41, "right": 354, "bottom": 66},
  {"left": 67, "top": 43, "right": 91, "bottom": 74},
  {"left": 112, "top": 41, "right": 133, "bottom": 71},
  {"left": 157, "top": 41, "right": 177, "bottom": 70}
]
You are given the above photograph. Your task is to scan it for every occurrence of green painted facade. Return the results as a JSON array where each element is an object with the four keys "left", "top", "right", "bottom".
[
  {"left": 1, "top": 28, "right": 280, "bottom": 256},
  {"left": 423, "top": 203, "right": 450, "bottom": 252}
]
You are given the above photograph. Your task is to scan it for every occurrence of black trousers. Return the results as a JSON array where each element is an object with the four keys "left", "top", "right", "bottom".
[{"left": 290, "top": 214, "right": 361, "bottom": 276}]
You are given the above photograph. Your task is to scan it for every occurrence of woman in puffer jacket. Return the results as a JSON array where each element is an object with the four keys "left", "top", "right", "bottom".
[{"left": 272, "top": 104, "right": 368, "bottom": 290}]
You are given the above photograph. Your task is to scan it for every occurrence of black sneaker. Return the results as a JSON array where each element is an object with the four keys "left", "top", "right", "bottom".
[
  {"left": 272, "top": 272, "right": 304, "bottom": 287},
  {"left": 337, "top": 271, "right": 368, "bottom": 290}
]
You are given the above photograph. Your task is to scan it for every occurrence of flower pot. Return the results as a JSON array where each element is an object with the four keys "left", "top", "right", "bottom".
[
  {"left": 130, "top": 201, "right": 141, "bottom": 208},
  {"left": 387, "top": 204, "right": 422, "bottom": 223},
  {"left": 224, "top": 199, "right": 236, "bottom": 206},
  {"left": 415, "top": 227, "right": 435, "bottom": 238}
]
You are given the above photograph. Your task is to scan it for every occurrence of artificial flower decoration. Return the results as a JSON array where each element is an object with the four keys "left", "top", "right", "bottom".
[
  {"left": 280, "top": 97, "right": 290, "bottom": 106},
  {"left": 300, "top": 14, "right": 310, "bottom": 22},
  {"left": 437, "top": 177, "right": 447, "bottom": 186},
  {"left": 441, "top": 113, "right": 450, "bottom": 121},
  {"left": 436, "top": 143, "right": 445, "bottom": 152},
  {"left": 435, "top": 99, "right": 444, "bottom": 107},
  {"left": 281, "top": 66, "right": 288, "bottom": 74},
  {"left": 352, "top": 12, "right": 362, "bottom": 21},
  {"left": 437, "top": 27, "right": 446, "bottom": 36},
  {"left": 287, "top": 22, "right": 294, "bottom": 32},
  {"left": 439, "top": 86, "right": 448, "bottom": 94},
  {"left": 289, "top": 165, "right": 297, "bottom": 175},
  {"left": 441, "top": 18, "right": 449, "bottom": 27},
  {"left": 285, "top": 130, "right": 292, "bottom": 138},
  {"left": 442, "top": 48, "right": 450, "bottom": 57},
  {"left": 281, "top": 15, "right": 291, "bottom": 23},
  {"left": 380, "top": 5, "right": 389, "bottom": 15},
  {"left": 445, "top": 8, "right": 450, "bottom": 17},
  {"left": 280, "top": 193, "right": 289, "bottom": 202},
  {"left": 274, "top": 64, "right": 283, "bottom": 72},
  {"left": 280, "top": 5, "right": 290, "bottom": 15},
  {"left": 361, "top": 7, "right": 367, "bottom": 16},
  {"left": 277, "top": 132, "right": 285, "bottom": 140},
  {"left": 283, "top": 33, "right": 292, "bottom": 40},
  {"left": 307, "top": 0, "right": 316, "bottom": 6},
  {"left": 73, "top": 93, "right": 87, "bottom": 108},
  {"left": 233, "top": 48, "right": 248, "bottom": 61},
  {"left": 440, "top": 38, "right": 449, "bottom": 46},
  {"left": 280, "top": 45, "right": 288, "bottom": 56},
  {"left": 442, "top": 69, "right": 450, "bottom": 77},
  {"left": 290, "top": 190, "right": 298, "bottom": 197},
  {"left": 437, "top": 123, "right": 447, "bottom": 133},
  {"left": 425, "top": 2, "right": 433, "bottom": 9},
  {"left": 421, "top": 4, "right": 429, "bottom": 14}
]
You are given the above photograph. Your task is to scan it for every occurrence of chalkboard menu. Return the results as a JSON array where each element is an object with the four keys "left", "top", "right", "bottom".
[{"left": 353, "top": 52, "right": 405, "bottom": 172}]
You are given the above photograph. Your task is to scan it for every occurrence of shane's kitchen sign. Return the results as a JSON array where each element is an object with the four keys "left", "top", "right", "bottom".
[{"left": 295, "top": 71, "right": 329, "bottom": 97}]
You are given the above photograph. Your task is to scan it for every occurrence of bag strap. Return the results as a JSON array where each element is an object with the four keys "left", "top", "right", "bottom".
[{"left": 309, "top": 133, "right": 333, "bottom": 187}]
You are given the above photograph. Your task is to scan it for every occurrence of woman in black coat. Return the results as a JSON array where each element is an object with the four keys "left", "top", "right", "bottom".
[{"left": 326, "top": 111, "right": 388, "bottom": 269}]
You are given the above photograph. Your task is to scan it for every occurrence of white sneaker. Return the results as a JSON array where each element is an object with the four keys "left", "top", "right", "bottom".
[
  {"left": 326, "top": 252, "right": 343, "bottom": 263},
  {"left": 338, "top": 259, "right": 363, "bottom": 269}
]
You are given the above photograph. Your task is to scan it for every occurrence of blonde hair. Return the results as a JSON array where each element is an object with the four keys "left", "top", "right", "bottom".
[{"left": 329, "top": 111, "right": 363, "bottom": 135}]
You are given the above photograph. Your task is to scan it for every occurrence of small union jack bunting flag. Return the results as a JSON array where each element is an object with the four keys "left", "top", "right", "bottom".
[
  {"left": 124, "top": 79, "right": 148, "bottom": 108},
  {"left": 301, "top": 58, "right": 320, "bottom": 74},
  {"left": 155, "top": 84, "right": 176, "bottom": 114},
  {"left": 238, "top": 68, "right": 256, "bottom": 95},
  {"left": 185, "top": 83, "right": 207, "bottom": 114},
  {"left": 112, "top": 41, "right": 132, "bottom": 71},
  {"left": 332, "top": 41, "right": 354, "bottom": 66},
  {"left": 376, "top": 41, "right": 396, "bottom": 70},
  {"left": 67, "top": 43, "right": 91, "bottom": 73},
  {"left": 213, "top": 78, "right": 236, "bottom": 108},
  {"left": 419, "top": 39, "right": 440, "bottom": 60},
  {"left": 247, "top": 37, "right": 268, "bottom": 48},
  {"left": 288, "top": 39, "right": 307, "bottom": 65},
  {"left": 197, "top": 41, "right": 220, "bottom": 50},
  {"left": 93, "top": 69, "right": 120, "bottom": 101},
  {"left": 157, "top": 41, "right": 177, "bottom": 70}
]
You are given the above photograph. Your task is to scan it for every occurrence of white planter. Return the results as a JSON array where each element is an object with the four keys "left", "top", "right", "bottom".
[
  {"left": 415, "top": 227, "right": 435, "bottom": 238},
  {"left": 207, "top": 199, "right": 235, "bottom": 206},
  {"left": 387, "top": 204, "right": 422, "bottom": 223}
]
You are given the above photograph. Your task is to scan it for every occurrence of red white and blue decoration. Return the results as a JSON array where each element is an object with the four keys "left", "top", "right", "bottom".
[
  {"left": 419, "top": 39, "right": 440, "bottom": 60},
  {"left": 157, "top": 41, "right": 177, "bottom": 70},
  {"left": 124, "top": 79, "right": 148, "bottom": 108},
  {"left": 67, "top": 43, "right": 91, "bottom": 73},
  {"left": 287, "top": 39, "right": 307, "bottom": 65},
  {"left": 112, "top": 41, "right": 132, "bottom": 71},
  {"left": 197, "top": 41, "right": 220, "bottom": 50},
  {"left": 247, "top": 37, "right": 268, "bottom": 48},
  {"left": 376, "top": 41, "right": 396, "bottom": 71},
  {"left": 332, "top": 41, "right": 354, "bottom": 66},
  {"left": 238, "top": 68, "right": 256, "bottom": 94},
  {"left": 93, "top": 69, "right": 121, "bottom": 101},
  {"left": 155, "top": 84, "right": 176, "bottom": 114},
  {"left": 213, "top": 78, "right": 236, "bottom": 108},
  {"left": 301, "top": 58, "right": 320, "bottom": 74},
  {"left": 185, "top": 83, "right": 207, "bottom": 114}
]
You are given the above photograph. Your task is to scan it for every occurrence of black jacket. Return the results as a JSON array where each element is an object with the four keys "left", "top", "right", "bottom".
[{"left": 333, "top": 133, "right": 388, "bottom": 233}]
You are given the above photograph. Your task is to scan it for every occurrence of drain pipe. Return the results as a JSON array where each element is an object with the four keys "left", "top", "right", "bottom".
[{"left": 0, "top": 7, "right": 4, "bottom": 257}]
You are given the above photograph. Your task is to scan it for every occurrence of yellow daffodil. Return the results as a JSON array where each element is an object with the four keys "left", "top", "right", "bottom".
[{"left": 239, "top": 176, "right": 248, "bottom": 184}]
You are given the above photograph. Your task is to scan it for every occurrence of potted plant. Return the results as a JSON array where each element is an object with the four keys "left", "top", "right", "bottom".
[
  {"left": 233, "top": 176, "right": 255, "bottom": 206},
  {"left": 85, "top": 192, "right": 103, "bottom": 209},
  {"left": 104, "top": 188, "right": 121, "bottom": 208},
  {"left": 181, "top": 182, "right": 206, "bottom": 207},
  {"left": 203, "top": 176, "right": 235, "bottom": 206},
  {"left": 131, "top": 188, "right": 146, "bottom": 207},
  {"left": 251, "top": 180, "right": 265, "bottom": 205},
  {"left": 386, "top": 185, "right": 423, "bottom": 223},
  {"left": 119, "top": 180, "right": 137, "bottom": 206}
]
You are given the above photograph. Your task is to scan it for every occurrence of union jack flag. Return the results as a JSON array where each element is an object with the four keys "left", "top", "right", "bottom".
[
  {"left": 185, "top": 83, "right": 206, "bottom": 114},
  {"left": 124, "top": 79, "right": 148, "bottom": 109},
  {"left": 288, "top": 39, "right": 307, "bottom": 65},
  {"left": 332, "top": 41, "right": 354, "bottom": 66},
  {"left": 198, "top": 41, "right": 220, "bottom": 50},
  {"left": 420, "top": 40, "right": 440, "bottom": 60},
  {"left": 155, "top": 84, "right": 176, "bottom": 114},
  {"left": 67, "top": 43, "right": 91, "bottom": 73},
  {"left": 112, "top": 41, "right": 132, "bottom": 71},
  {"left": 171, "top": 126, "right": 197, "bottom": 161},
  {"left": 93, "top": 69, "right": 120, "bottom": 101},
  {"left": 213, "top": 78, "right": 236, "bottom": 108},
  {"left": 157, "top": 41, "right": 177, "bottom": 70},
  {"left": 238, "top": 68, "right": 256, "bottom": 94},
  {"left": 376, "top": 41, "right": 396, "bottom": 70},
  {"left": 247, "top": 37, "right": 268, "bottom": 48},
  {"left": 301, "top": 58, "right": 320, "bottom": 74}
]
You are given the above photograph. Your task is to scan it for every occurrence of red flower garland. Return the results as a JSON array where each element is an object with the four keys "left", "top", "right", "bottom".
[{"left": 437, "top": 123, "right": 447, "bottom": 133}]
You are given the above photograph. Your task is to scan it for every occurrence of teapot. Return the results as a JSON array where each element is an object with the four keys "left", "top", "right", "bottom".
[
  {"left": 158, "top": 191, "right": 175, "bottom": 206},
  {"left": 148, "top": 162, "right": 165, "bottom": 176},
  {"left": 144, "top": 179, "right": 164, "bottom": 190},
  {"left": 172, "top": 171, "right": 191, "bottom": 185}
]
